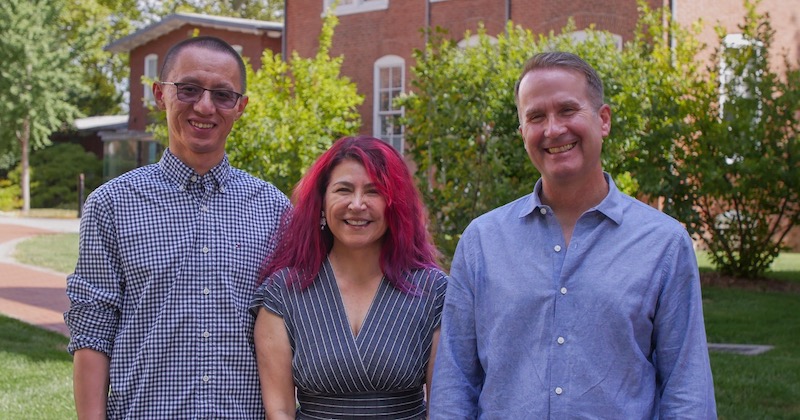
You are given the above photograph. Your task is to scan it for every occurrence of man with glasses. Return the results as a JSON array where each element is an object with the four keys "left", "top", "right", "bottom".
[{"left": 65, "top": 36, "right": 290, "bottom": 419}]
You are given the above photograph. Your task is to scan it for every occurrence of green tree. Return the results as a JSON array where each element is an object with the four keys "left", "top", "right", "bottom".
[
  {"left": 611, "top": 1, "right": 709, "bottom": 229},
  {"left": 399, "top": 22, "right": 630, "bottom": 261},
  {"left": 142, "top": 0, "right": 283, "bottom": 22},
  {"left": 683, "top": 0, "right": 799, "bottom": 277},
  {"left": 61, "top": 0, "right": 141, "bottom": 116},
  {"left": 226, "top": 9, "right": 362, "bottom": 194},
  {"left": 0, "top": 0, "right": 84, "bottom": 211}
]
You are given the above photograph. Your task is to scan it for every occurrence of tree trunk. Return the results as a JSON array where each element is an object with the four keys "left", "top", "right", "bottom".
[{"left": 20, "top": 116, "right": 30, "bottom": 213}]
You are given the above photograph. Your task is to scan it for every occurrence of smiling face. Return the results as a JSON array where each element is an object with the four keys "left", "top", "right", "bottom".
[
  {"left": 153, "top": 45, "right": 248, "bottom": 174},
  {"left": 324, "top": 159, "right": 388, "bottom": 254},
  {"left": 517, "top": 67, "right": 610, "bottom": 186}
]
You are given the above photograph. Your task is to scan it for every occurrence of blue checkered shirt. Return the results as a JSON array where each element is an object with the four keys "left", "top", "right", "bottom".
[{"left": 65, "top": 148, "right": 290, "bottom": 419}]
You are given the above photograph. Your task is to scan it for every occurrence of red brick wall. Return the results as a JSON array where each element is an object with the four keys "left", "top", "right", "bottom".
[
  {"left": 128, "top": 26, "right": 279, "bottom": 132},
  {"left": 287, "top": 0, "right": 662, "bottom": 137},
  {"left": 675, "top": 0, "right": 799, "bottom": 72}
]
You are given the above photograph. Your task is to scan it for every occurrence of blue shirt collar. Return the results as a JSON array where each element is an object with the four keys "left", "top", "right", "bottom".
[
  {"left": 520, "top": 172, "right": 624, "bottom": 225},
  {"left": 158, "top": 148, "right": 232, "bottom": 193}
]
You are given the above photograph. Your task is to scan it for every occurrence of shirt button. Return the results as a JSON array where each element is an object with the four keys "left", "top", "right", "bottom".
[
  {"left": 203, "top": 331, "right": 210, "bottom": 338},
  {"left": 202, "top": 246, "right": 209, "bottom": 253},
  {"left": 200, "top": 205, "right": 208, "bottom": 212},
  {"left": 555, "top": 387, "right": 563, "bottom": 395},
  {"left": 539, "top": 208, "right": 547, "bottom": 215},
  {"left": 560, "top": 287, "right": 567, "bottom": 295},
  {"left": 202, "top": 375, "right": 210, "bottom": 382},
  {"left": 557, "top": 336, "right": 565, "bottom": 344},
  {"left": 554, "top": 245, "right": 562, "bottom": 252},
  {"left": 219, "top": 186, "right": 225, "bottom": 193},
  {"left": 179, "top": 185, "right": 186, "bottom": 191},
  {"left": 191, "top": 175, "right": 198, "bottom": 182},
  {"left": 203, "top": 287, "right": 210, "bottom": 295}
]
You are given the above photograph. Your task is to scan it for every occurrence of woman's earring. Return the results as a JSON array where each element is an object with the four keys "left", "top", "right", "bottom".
[{"left": 320, "top": 211, "right": 327, "bottom": 230}]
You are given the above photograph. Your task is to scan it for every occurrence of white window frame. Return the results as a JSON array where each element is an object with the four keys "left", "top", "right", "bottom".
[
  {"left": 373, "top": 55, "right": 405, "bottom": 153},
  {"left": 323, "top": 0, "right": 388, "bottom": 16},
  {"left": 719, "top": 33, "right": 762, "bottom": 118},
  {"left": 143, "top": 54, "right": 158, "bottom": 105}
]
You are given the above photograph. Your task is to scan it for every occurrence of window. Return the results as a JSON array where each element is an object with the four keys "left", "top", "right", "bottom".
[
  {"left": 143, "top": 54, "right": 158, "bottom": 105},
  {"left": 719, "top": 34, "right": 763, "bottom": 119},
  {"left": 323, "top": 0, "right": 388, "bottom": 16},
  {"left": 373, "top": 55, "right": 404, "bottom": 153}
]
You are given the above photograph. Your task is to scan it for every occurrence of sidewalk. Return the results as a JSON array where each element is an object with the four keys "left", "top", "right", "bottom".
[{"left": 0, "top": 215, "right": 80, "bottom": 336}]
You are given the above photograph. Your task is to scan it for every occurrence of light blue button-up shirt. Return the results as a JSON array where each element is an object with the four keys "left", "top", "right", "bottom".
[{"left": 431, "top": 174, "right": 716, "bottom": 419}]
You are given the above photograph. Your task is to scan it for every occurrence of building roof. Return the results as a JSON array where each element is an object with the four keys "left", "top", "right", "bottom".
[
  {"left": 106, "top": 13, "right": 283, "bottom": 53},
  {"left": 74, "top": 115, "right": 129, "bottom": 131}
]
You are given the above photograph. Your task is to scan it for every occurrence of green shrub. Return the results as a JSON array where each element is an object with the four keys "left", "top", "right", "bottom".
[
  {"left": 0, "top": 173, "right": 22, "bottom": 211},
  {"left": 30, "top": 143, "right": 102, "bottom": 209}
]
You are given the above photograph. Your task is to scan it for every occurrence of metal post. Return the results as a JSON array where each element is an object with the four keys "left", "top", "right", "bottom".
[{"left": 78, "top": 173, "right": 85, "bottom": 218}]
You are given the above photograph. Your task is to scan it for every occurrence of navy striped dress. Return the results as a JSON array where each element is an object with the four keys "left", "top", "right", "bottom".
[{"left": 251, "top": 259, "right": 448, "bottom": 419}]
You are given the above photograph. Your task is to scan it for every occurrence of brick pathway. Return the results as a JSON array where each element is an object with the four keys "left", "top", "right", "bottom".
[{"left": 0, "top": 219, "right": 79, "bottom": 336}]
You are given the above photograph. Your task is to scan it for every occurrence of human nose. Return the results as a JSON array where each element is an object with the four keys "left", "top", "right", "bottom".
[
  {"left": 543, "top": 115, "right": 566, "bottom": 138},
  {"left": 193, "top": 90, "right": 216, "bottom": 113},
  {"left": 348, "top": 192, "right": 368, "bottom": 210}
]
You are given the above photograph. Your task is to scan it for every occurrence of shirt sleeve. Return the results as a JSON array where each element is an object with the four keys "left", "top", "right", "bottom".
[
  {"left": 430, "top": 227, "right": 483, "bottom": 419},
  {"left": 430, "top": 269, "right": 448, "bottom": 331},
  {"left": 64, "top": 189, "right": 123, "bottom": 356},
  {"left": 250, "top": 270, "right": 291, "bottom": 319},
  {"left": 654, "top": 230, "right": 718, "bottom": 419}
]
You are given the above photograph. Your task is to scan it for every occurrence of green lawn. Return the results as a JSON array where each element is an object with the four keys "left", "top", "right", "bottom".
[
  {"left": 0, "top": 316, "right": 74, "bottom": 419},
  {"left": 13, "top": 233, "right": 79, "bottom": 274},
  {"left": 4, "top": 233, "right": 800, "bottom": 418},
  {"left": 703, "top": 287, "right": 800, "bottom": 418}
]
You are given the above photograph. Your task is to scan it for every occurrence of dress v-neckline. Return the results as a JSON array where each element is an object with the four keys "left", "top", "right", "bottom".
[{"left": 325, "top": 258, "right": 385, "bottom": 342}]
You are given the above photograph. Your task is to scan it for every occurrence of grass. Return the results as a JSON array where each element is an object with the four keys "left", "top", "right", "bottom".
[
  {"left": 4, "top": 233, "right": 800, "bottom": 418},
  {"left": 0, "top": 316, "right": 74, "bottom": 419},
  {"left": 703, "top": 287, "right": 800, "bottom": 418},
  {"left": 12, "top": 233, "right": 79, "bottom": 274}
]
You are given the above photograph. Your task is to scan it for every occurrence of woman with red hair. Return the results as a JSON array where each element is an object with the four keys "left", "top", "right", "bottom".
[{"left": 251, "top": 136, "right": 447, "bottom": 419}]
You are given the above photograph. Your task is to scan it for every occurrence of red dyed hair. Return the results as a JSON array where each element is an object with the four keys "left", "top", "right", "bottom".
[{"left": 262, "top": 136, "right": 440, "bottom": 292}]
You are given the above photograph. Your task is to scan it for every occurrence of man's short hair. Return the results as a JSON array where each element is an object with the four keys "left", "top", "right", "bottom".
[
  {"left": 159, "top": 36, "right": 247, "bottom": 93},
  {"left": 514, "top": 51, "right": 604, "bottom": 109}
]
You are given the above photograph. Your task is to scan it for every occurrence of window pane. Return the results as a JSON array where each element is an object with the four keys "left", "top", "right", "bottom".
[
  {"left": 391, "top": 68, "right": 402, "bottom": 87},
  {"left": 380, "top": 67, "right": 391, "bottom": 89}
]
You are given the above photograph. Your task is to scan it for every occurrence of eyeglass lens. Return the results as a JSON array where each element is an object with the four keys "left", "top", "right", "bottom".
[{"left": 173, "top": 83, "right": 240, "bottom": 109}]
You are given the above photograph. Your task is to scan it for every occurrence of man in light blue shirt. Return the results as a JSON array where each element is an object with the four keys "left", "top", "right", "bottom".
[{"left": 430, "top": 52, "right": 717, "bottom": 418}]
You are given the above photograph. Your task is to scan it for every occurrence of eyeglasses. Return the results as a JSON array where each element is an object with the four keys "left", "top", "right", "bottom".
[{"left": 158, "top": 82, "right": 243, "bottom": 110}]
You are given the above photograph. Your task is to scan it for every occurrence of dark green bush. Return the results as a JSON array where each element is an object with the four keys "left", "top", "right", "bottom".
[{"left": 30, "top": 143, "right": 102, "bottom": 209}]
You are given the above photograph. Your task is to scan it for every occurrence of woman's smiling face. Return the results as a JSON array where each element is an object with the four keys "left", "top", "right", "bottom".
[{"left": 324, "top": 159, "right": 388, "bottom": 254}]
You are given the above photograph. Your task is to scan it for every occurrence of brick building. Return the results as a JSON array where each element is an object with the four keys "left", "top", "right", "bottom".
[{"left": 284, "top": 0, "right": 797, "bottom": 153}]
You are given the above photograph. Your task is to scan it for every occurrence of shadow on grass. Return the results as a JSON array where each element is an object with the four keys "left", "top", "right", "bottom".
[{"left": 0, "top": 315, "right": 71, "bottom": 362}]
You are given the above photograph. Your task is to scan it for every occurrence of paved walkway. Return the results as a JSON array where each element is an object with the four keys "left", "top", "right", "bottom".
[{"left": 0, "top": 215, "right": 80, "bottom": 336}]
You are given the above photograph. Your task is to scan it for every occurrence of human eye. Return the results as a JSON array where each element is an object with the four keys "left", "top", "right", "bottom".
[
  {"left": 527, "top": 113, "right": 544, "bottom": 123},
  {"left": 177, "top": 83, "right": 202, "bottom": 95},
  {"left": 212, "top": 90, "right": 236, "bottom": 102}
]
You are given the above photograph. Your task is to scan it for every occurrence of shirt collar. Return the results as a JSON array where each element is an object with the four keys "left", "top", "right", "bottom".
[
  {"left": 158, "top": 148, "right": 232, "bottom": 193},
  {"left": 520, "top": 172, "right": 624, "bottom": 225}
]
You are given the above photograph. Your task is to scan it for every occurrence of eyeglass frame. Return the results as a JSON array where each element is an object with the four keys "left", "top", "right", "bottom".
[{"left": 157, "top": 81, "right": 245, "bottom": 110}]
